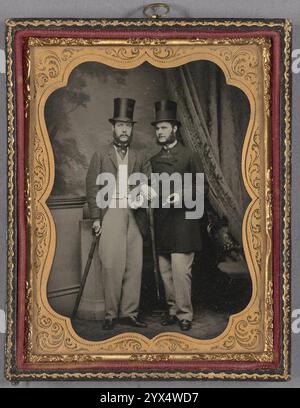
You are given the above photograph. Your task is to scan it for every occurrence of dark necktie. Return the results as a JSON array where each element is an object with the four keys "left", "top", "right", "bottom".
[
  {"left": 161, "top": 144, "right": 171, "bottom": 157},
  {"left": 115, "top": 145, "right": 128, "bottom": 159}
]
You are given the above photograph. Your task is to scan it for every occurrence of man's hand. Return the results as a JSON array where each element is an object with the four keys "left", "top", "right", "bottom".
[
  {"left": 129, "top": 194, "right": 144, "bottom": 210},
  {"left": 163, "top": 192, "right": 181, "bottom": 207},
  {"left": 92, "top": 220, "right": 102, "bottom": 236},
  {"left": 140, "top": 184, "right": 158, "bottom": 201}
]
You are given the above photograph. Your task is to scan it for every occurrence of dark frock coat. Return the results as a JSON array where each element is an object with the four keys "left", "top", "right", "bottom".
[{"left": 150, "top": 142, "right": 204, "bottom": 254}]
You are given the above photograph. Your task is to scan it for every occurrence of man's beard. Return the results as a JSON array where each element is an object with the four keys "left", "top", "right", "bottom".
[
  {"left": 157, "top": 130, "right": 176, "bottom": 146},
  {"left": 113, "top": 131, "right": 133, "bottom": 147}
]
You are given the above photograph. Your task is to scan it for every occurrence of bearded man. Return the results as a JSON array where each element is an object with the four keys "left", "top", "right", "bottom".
[
  {"left": 150, "top": 100, "right": 205, "bottom": 331},
  {"left": 86, "top": 98, "right": 152, "bottom": 330}
]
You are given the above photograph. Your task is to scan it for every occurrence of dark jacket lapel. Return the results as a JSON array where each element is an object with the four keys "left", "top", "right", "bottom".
[{"left": 108, "top": 143, "right": 118, "bottom": 169}]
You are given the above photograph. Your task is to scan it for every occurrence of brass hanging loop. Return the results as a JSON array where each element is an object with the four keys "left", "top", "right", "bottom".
[{"left": 143, "top": 3, "right": 170, "bottom": 19}]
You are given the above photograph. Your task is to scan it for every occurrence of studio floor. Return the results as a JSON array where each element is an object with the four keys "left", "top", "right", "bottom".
[{"left": 71, "top": 308, "right": 230, "bottom": 341}]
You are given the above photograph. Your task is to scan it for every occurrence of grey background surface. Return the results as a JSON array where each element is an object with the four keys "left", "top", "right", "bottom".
[{"left": 0, "top": 0, "right": 299, "bottom": 388}]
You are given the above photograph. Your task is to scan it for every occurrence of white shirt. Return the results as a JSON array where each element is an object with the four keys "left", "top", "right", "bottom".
[
  {"left": 163, "top": 140, "right": 178, "bottom": 150},
  {"left": 111, "top": 145, "right": 129, "bottom": 206}
]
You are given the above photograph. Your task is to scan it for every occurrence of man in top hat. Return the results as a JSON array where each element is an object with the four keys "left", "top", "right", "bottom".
[
  {"left": 150, "top": 100, "right": 204, "bottom": 331},
  {"left": 86, "top": 97, "right": 153, "bottom": 330}
]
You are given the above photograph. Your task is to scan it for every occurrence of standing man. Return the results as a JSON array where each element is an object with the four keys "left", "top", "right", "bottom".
[
  {"left": 86, "top": 97, "right": 150, "bottom": 330},
  {"left": 150, "top": 100, "right": 204, "bottom": 331}
]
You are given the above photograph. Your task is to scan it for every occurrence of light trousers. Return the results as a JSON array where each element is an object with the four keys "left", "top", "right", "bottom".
[
  {"left": 99, "top": 207, "right": 143, "bottom": 320},
  {"left": 159, "top": 252, "right": 194, "bottom": 321}
]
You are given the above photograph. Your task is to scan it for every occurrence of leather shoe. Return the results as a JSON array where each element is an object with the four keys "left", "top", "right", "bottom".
[
  {"left": 179, "top": 320, "right": 192, "bottom": 331},
  {"left": 119, "top": 316, "right": 148, "bottom": 328},
  {"left": 103, "top": 319, "right": 115, "bottom": 330},
  {"left": 161, "top": 314, "right": 177, "bottom": 326}
]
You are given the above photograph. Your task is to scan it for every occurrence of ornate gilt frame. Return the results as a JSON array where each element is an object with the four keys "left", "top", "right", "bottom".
[{"left": 5, "top": 18, "right": 291, "bottom": 381}]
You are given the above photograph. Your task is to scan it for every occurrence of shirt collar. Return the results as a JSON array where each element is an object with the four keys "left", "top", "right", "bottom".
[
  {"left": 113, "top": 144, "right": 129, "bottom": 151},
  {"left": 163, "top": 140, "right": 178, "bottom": 150}
]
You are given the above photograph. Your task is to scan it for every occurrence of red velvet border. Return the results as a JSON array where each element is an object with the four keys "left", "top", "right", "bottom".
[{"left": 13, "top": 27, "right": 282, "bottom": 373}]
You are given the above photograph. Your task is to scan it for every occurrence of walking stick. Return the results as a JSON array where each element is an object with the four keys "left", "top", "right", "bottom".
[
  {"left": 72, "top": 231, "right": 100, "bottom": 319},
  {"left": 149, "top": 207, "right": 161, "bottom": 304}
]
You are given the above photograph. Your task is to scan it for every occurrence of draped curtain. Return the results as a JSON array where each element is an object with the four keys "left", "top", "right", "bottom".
[{"left": 165, "top": 61, "right": 250, "bottom": 244}]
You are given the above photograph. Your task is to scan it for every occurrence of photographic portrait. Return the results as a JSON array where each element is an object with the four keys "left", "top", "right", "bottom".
[{"left": 5, "top": 18, "right": 291, "bottom": 380}]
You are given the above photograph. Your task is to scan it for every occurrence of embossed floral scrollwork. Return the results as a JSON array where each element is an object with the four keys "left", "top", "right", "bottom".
[
  {"left": 33, "top": 130, "right": 47, "bottom": 193},
  {"left": 37, "top": 323, "right": 65, "bottom": 351},
  {"left": 25, "top": 167, "right": 31, "bottom": 224},
  {"left": 105, "top": 47, "right": 141, "bottom": 61},
  {"left": 24, "top": 282, "right": 33, "bottom": 361},
  {"left": 37, "top": 307, "right": 80, "bottom": 352},
  {"left": 127, "top": 38, "right": 167, "bottom": 46},
  {"left": 250, "top": 206, "right": 262, "bottom": 271},
  {"left": 265, "top": 281, "right": 274, "bottom": 352},
  {"left": 265, "top": 168, "right": 273, "bottom": 232},
  {"left": 129, "top": 354, "right": 171, "bottom": 362},
  {"left": 36, "top": 52, "right": 61, "bottom": 87},
  {"left": 248, "top": 128, "right": 261, "bottom": 194},
  {"left": 61, "top": 47, "right": 83, "bottom": 61},
  {"left": 32, "top": 128, "right": 48, "bottom": 273},
  {"left": 105, "top": 339, "right": 147, "bottom": 353},
  {"left": 34, "top": 47, "right": 83, "bottom": 87},
  {"left": 152, "top": 46, "right": 183, "bottom": 60},
  {"left": 28, "top": 354, "right": 98, "bottom": 364},
  {"left": 188, "top": 352, "right": 273, "bottom": 362},
  {"left": 263, "top": 44, "right": 271, "bottom": 117},
  {"left": 154, "top": 338, "right": 197, "bottom": 353},
  {"left": 231, "top": 49, "right": 259, "bottom": 84},
  {"left": 33, "top": 211, "right": 48, "bottom": 272},
  {"left": 217, "top": 50, "right": 232, "bottom": 62},
  {"left": 216, "top": 46, "right": 259, "bottom": 85},
  {"left": 221, "top": 313, "right": 262, "bottom": 350},
  {"left": 24, "top": 46, "right": 31, "bottom": 119}
]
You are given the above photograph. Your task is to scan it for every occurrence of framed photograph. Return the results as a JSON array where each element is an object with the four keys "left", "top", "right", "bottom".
[{"left": 5, "top": 17, "right": 291, "bottom": 381}]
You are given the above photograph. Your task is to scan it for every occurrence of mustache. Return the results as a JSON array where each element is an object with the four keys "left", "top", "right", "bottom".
[{"left": 113, "top": 131, "right": 132, "bottom": 138}]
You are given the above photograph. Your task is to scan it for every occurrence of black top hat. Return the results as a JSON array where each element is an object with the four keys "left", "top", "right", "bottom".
[
  {"left": 151, "top": 100, "right": 181, "bottom": 126},
  {"left": 109, "top": 98, "right": 137, "bottom": 124}
]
